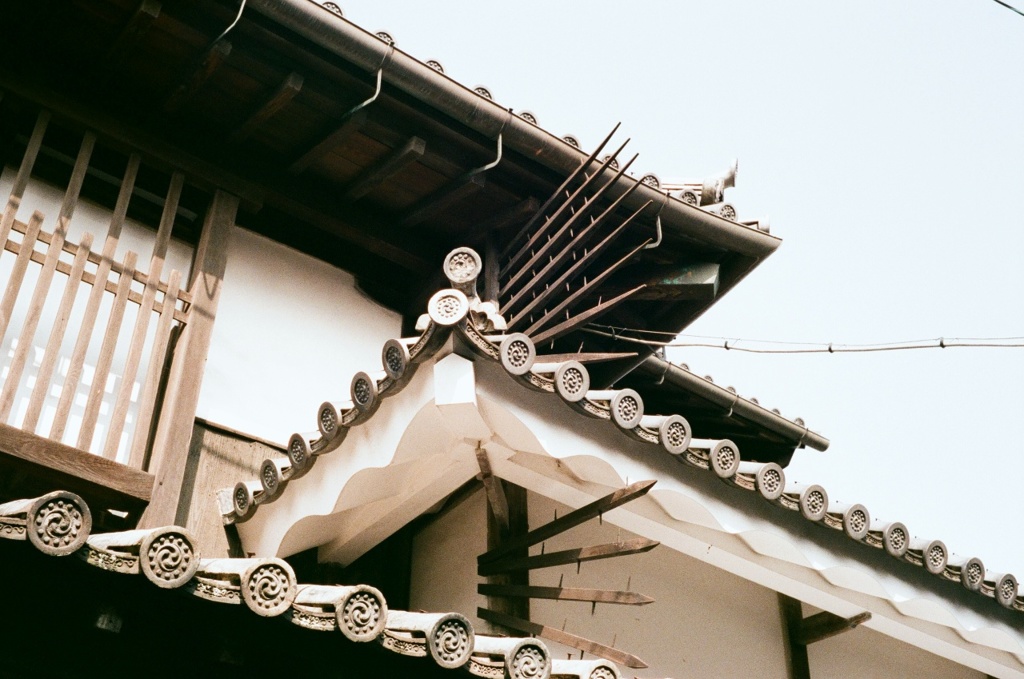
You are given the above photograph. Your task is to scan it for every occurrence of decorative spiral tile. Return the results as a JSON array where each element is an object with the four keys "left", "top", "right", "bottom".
[
  {"left": 756, "top": 464, "right": 785, "bottom": 501},
  {"left": 427, "top": 289, "right": 470, "bottom": 326},
  {"left": 351, "top": 372, "right": 378, "bottom": 411},
  {"left": 562, "top": 135, "right": 580, "bottom": 149},
  {"left": 518, "top": 111, "right": 538, "bottom": 125},
  {"left": 443, "top": 247, "right": 482, "bottom": 285},
  {"left": 798, "top": 485, "right": 828, "bottom": 522},
  {"left": 376, "top": 31, "right": 395, "bottom": 45},
  {"left": 844, "top": 505, "right": 870, "bottom": 540},
  {"left": 382, "top": 339, "right": 410, "bottom": 380},
  {"left": 426, "top": 60, "right": 445, "bottom": 74},
  {"left": 321, "top": 1, "right": 343, "bottom": 16},
  {"left": 337, "top": 585, "right": 388, "bottom": 642},
  {"left": 710, "top": 441, "right": 740, "bottom": 479},
  {"left": 288, "top": 432, "right": 313, "bottom": 471},
  {"left": 500, "top": 333, "right": 535, "bottom": 375},
  {"left": 640, "top": 173, "right": 660, "bottom": 189},
  {"left": 428, "top": 613, "right": 473, "bottom": 669},
  {"left": 474, "top": 86, "right": 493, "bottom": 99},
  {"left": 997, "top": 574, "right": 1018, "bottom": 608},
  {"left": 28, "top": 491, "right": 91, "bottom": 556},
  {"left": 658, "top": 415, "right": 692, "bottom": 455},
  {"left": 719, "top": 204, "right": 737, "bottom": 221},
  {"left": 509, "top": 641, "right": 550, "bottom": 679},
  {"left": 610, "top": 390, "right": 643, "bottom": 430},
  {"left": 242, "top": 559, "right": 297, "bottom": 617},
  {"left": 590, "top": 666, "right": 618, "bottom": 679},
  {"left": 883, "top": 522, "right": 909, "bottom": 558},
  {"left": 925, "top": 541, "right": 948, "bottom": 575},
  {"left": 961, "top": 558, "right": 984, "bottom": 592},
  {"left": 601, "top": 154, "right": 619, "bottom": 170},
  {"left": 233, "top": 483, "right": 252, "bottom": 515},
  {"left": 554, "top": 361, "right": 589, "bottom": 403},
  {"left": 140, "top": 528, "right": 199, "bottom": 589},
  {"left": 318, "top": 403, "right": 338, "bottom": 437},
  {"left": 261, "top": 459, "right": 284, "bottom": 495},
  {"left": 679, "top": 190, "right": 699, "bottom": 206}
]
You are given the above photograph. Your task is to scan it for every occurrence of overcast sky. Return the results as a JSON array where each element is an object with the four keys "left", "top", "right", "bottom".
[{"left": 335, "top": 1, "right": 1024, "bottom": 573}]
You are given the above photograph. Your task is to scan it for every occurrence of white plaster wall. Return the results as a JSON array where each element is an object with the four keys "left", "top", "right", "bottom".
[
  {"left": 0, "top": 168, "right": 193, "bottom": 460},
  {"left": 808, "top": 618, "right": 985, "bottom": 679},
  {"left": 410, "top": 487, "right": 488, "bottom": 622},
  {"left": 196, "top": 227, "right": 402, "bottom": 444}
]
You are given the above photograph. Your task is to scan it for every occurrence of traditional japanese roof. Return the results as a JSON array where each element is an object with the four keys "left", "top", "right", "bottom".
[
  {"left": 0, "top": 0, "right": 779, "bottom": 383},
  {"left": 0, "top": 488, "right": 617, "bottom": 679},
  {"left": 219, "top": 248, "right": 1023, "bottom": 675}
]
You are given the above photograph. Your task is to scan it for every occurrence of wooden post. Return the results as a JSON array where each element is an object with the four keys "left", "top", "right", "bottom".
[
  {"left": 778, "top": 594, "right": 812, "bottom": 679},
  {"left": 484, "top": 479, "right": 530, "bottom": 630},
  {"left": 140, "top": 190, "right": 238, "bottom": 527}
]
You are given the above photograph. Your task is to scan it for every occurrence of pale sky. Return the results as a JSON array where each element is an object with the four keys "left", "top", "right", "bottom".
[{"left": 335, "top": 1, "right": 1024, "bottom": 573}]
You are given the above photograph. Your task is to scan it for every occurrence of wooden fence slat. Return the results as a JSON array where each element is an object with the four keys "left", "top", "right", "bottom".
[
  {"left": 0, "top": 222, "right": 81, "bottom": 423},
  {"left": 2, "top": 231, "right": 189, "bottom": 324},
  {"left": 8, "top": 217, "right": 193, "bottom": 307},
  {"left": 128, "top": 269, "right": 181, "bottom": 469},
  {"left": 0, "top": 111, "right": 49, "bottom": 252},
  {"left": 21, "top": 232, "right": 95, "bottom": 431},
  {"left": 49, "top": 154, "right": 140, "bottom": 441},
  {"left": 76, "top": 250, "right": 137, "bottom": 454},
  {"left": 101, "top": 172, "right": 182, "bottom": 461},
  {"left": 0, "top": 211, "right": 44, "bottom": 340}
]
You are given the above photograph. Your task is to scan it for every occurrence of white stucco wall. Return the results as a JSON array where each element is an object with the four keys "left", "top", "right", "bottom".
[{"left": 196, "top": 226, "right": 402, "bottom": 445}]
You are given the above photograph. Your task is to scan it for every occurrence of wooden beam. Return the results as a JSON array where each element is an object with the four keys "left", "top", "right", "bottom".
[
  {"left": 778, "top": 594, "right": 812, "bottom": 679},
  {"left": 479, "top": 479, "right": 655, "bottom": 564},
  {"left": 98, "top": 0, "right": 161, "bottom": 78},
  {"left": 229, "top": 72, "right": 304, "bottom": 145},
  {"left": 794, "top": 610, "right": 871, "bottom": 646},
  {"left": 475, "top": 197, "right": 539, "bottom": 235},
  {"left": 477, "top": 608, "right": 648, "bottom": 669},
  {"left": 476, "top": 446, "right": 508, "bottom": 532},
  {"left": 163, "top": 40, "right": 232, "bottom": 114},
  {"left": 401, "top": 173, "right": 486, "bottom": 227},
  {"left": 484, "top": 479, "right": 530, "bottom": 632},
  {"left": 478, "top": 537, "right": 658, "bottom": 576},
  {"left": 342, "top": 136, "right": 425, "bottom": 201},
  {"left": 477, "top": 583, "right": 654, "bottom": 605},
  {"left": 288, "top": 109, "right": 368, "bottom": 174},
  {"left": 534, "top": 351, "right": 637, "bottom": 365},
  {"left": 0, "top": 422, "right": 152, "bottom": 504},
  {"left": 141, "top": 190, "right": 238, "bottom": 527}
]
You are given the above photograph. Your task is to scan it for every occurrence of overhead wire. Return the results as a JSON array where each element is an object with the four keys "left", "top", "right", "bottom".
[
  {"left": 582, "top": 325, "right": 1024, "bottom": 354},
  {"left": 991, "top": 0, "right": 1024, "bottom": 18}
]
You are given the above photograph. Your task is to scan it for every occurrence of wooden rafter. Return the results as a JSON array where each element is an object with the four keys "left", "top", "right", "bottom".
[
  {"left": 229, "top": 72, "right": 304, "bottom": 144},
  {"left": 97, "top": 0, "right": 161, "bottom": 79},
  {"left": 343, "top": 136, "right": 426, "bottom": 201},
  {"left": 289, "top": 109, "right": 368, "bottom": 174},
  {"left": 163, "top": 40, "right": 232, "bottom": 114},
  {"left": 401, "top": 173, "right": 486, "bottom": 227}
]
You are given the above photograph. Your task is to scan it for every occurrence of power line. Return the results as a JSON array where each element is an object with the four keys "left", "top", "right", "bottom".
[
  {"left": 992, "top": 0, "right": 1024, "bottom": 18},
  {"left": 582, "top": 326, "right": 1024, "bottom": 354}
]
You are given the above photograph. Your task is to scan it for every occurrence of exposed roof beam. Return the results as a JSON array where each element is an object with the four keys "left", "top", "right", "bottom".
[
  {"left": 97, "top": 0, "right": 161, "bottom": 79},
  {"left": 400, "top": 173, "right": 486, "bottom": 227},
  {"left": 229, "top": 72, "right": 304, "bottom": 144},
  {"left": 342, "top": 136, "right": 425, "bottom": 201},
  {"left": 162, "top": 40, "right": 233, "bottom": 114},
  {"left": 288, "top": 108, "right": 368, "bottom": 174}
]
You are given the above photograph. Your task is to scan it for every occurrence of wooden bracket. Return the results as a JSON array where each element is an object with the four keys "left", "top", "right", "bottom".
[
  {"left": 779, "top": 594, "right": 871, "bottom": 679},
  {"left": 475, "top": 446, "right": 508, "bottom": 532}
]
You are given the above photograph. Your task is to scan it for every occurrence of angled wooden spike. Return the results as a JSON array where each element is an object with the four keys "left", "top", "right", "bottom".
[
  {"left": 528, "top": 279, "right": 645, "bottom": 345},
  {"left": 524, "top": 237, "right": 651, "bottom": 337},
  {"left": 401, "top": 173, "right": 486, "bottom": 227},
  {"left": 476, "top": 446, "right": 509, "bottom": 532},
  {"left": 343, "top": 136, "right": 425, "bottom": 201},
  {"left": 478, "top": 538, "right": 658, "bottom": 576},
  {"left": 533, "top": 351, "right": 637, "bottom": 365},
  {"left": 479, "top": 479, "right": 655, "bottom": 564},
  {"left": 501, "top": 151, "right": 638, "bottom": 298},
  {"left": 500, "top": 138, "right": 630, "bottom": 279},
  {"left": 97, "top": 0, "right": 161, "bottom": 78},
  {"left": 230, "top": 72, "right": 304, "bottom": 144},
  {"left": 163, "top": 40, "right": 232, "bottom": 114},
  {"left": 505, "top": 181, "right": 649, "bottom": 318},
  {"left": 477, "top": 608, "right": 648, "bottom": 669},
  {"left": 477, "top": 583, "right": 654, "bottom": 605},
  {"left": 288, "top": 108, "right": 368, "bottom": 174},
  {"left": 500, "top": 123, "right": 619, "bottom": 262},
  {"left": 507, "top": 198, "right": 650, "bottom": 321}
]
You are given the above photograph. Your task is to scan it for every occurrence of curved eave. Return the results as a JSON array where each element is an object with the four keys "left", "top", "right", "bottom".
[{"left": 248, "top": 0, "right": 783, "bottom": 262}]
